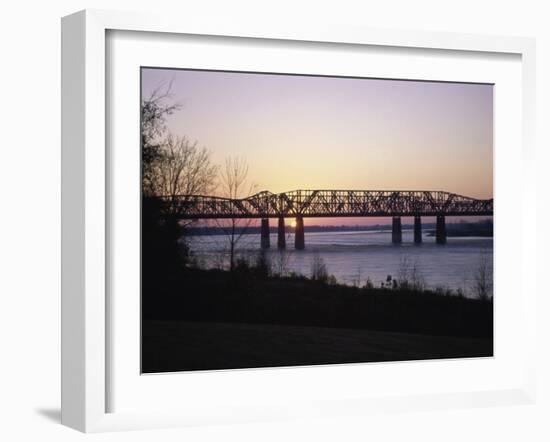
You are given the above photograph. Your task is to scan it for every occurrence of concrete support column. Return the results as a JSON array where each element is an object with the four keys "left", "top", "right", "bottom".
[
  {"left": 436, "top": 215, "right": 447, "bottom": 244},
  {"left": 392, "top": 216, "right": 402, "bottom": 244},
  {"left": 294, "top": 216, "right": 305, "bottom": 250},
  {"left": 414, "top": 215, "right": 422, "bottom": 244},
  {"left": 277, "top": 217, "right": 286, "bottom": 249},
  {"left": 260, "top": 218, "right": 270, "bottom": 249}
]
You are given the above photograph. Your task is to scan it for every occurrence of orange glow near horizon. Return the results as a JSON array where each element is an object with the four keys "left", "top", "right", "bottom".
[{"left": 142, "top": 69, "right": 493, "bottom": 228}]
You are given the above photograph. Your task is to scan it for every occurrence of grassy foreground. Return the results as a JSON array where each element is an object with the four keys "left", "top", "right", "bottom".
[
  {"left": 142, "top": 320, "right": 492, "bottom": 373},
  {"left": 142, "top": 268, "right": 492, "bottom": 372}
]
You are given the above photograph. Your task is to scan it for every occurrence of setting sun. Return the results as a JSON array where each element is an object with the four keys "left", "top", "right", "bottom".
[{"left": 290, "top": 220, "right": 297, "bottom": 228}]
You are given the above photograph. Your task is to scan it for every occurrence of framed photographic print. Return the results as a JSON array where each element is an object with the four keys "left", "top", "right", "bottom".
[{"left": 61, "top": 9, "right": 537, "bottom": 432}]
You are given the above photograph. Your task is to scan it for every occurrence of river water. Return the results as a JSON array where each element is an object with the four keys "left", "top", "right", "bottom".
[{"left": 187, "top": 229, "right": 493, "bottom": 298}]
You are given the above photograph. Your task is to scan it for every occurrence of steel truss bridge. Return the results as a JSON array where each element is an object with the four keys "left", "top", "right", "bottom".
[
  {"left": 163, "top": 190, "right": 493, "bottom": 220},
  {"left": 158, "top": 190, "right": 493, "bottom": 249}
]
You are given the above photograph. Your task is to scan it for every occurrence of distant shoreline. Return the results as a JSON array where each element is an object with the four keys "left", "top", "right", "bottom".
[{"left": 184, "top": 220, "right": 493, "bottom": 238}]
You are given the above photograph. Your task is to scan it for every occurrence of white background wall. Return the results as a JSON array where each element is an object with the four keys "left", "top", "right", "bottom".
[{"left": 0, "top": 1, "right": 548, "bottom": 440}]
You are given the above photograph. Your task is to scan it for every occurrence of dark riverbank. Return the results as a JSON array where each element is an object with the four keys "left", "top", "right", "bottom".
[
  {"left": 427, "top": 219, "right": 493, "bottom": 237},
  {"left": 144, "top": 268, "right": 492, "bottom": 337},
  {"left": 142, "top": 268, "right": 492, "bottom": 372}
]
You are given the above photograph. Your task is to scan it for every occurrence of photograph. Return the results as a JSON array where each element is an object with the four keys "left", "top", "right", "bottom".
[{"left": 140, "top": 67, "right": 494, "bottom": 373}]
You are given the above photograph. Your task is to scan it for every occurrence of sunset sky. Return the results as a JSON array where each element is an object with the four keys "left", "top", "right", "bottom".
[{"left": 142, "top": 68, "right": 493, "bottom": 226}]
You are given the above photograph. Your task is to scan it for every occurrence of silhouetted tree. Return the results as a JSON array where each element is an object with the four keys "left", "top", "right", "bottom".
[
  {"left": 141, "top": 82, "right": 216, "bottom": 278},
  {"left": 273, "top": 249, "right": 292, "bottom": 277},
  {"left": 253, "top": 250, "right": 271, "bottom": 279},
  {"left": 311, "top": 254, "right": 329, "bottom": 283},
  {"left": 141, "top": 82, "right": 181, "bottom": 195},
  {"left": 473, "top": 253, "right": 492, "bottom": 300},
  {"left": 148, "top": 133, "right": 217, "bottom": 219},
  {"left": 216, "top": 156, "right": 257, "bottom": 271},
  {"left": 396, "top": 255, "right": 426, "bottom": 291}
]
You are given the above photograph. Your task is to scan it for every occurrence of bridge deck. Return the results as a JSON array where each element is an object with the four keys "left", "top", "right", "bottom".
[{"left": 155, "top": 189, "right": 493, "bottom": 219}]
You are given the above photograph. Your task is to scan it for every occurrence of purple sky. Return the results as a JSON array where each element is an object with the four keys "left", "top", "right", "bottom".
[{"left": 142, "top": 68, "right": 493, "bottom": 226}]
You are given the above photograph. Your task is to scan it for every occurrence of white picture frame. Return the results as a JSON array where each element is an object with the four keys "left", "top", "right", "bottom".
[{"left": 61, "top": 9, "right": 537, "bottom": 433}]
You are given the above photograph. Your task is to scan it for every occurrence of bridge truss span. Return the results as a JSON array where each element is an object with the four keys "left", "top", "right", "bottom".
[{"left": 163, "top": 189, "right": 493, "bottom": 220}]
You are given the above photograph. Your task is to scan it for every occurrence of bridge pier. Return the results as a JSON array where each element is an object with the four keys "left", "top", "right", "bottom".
[
  {"left": 277, "top": 217, "right": 286, "bottom": 249},
  {"left": 260, "top": 218, "right": 270, "bottom": 249},
  {"left": 436, "top": 215, "right": 447, "bottom": 244},
  {"left": 294, "top": 216, "right": 305, "bottom": 250},
  {"left": 414, "top": 216, "right": 422, "bottom": 244},
  {"left": 392, "top": 216, "right": 402, "bottom": 244}
]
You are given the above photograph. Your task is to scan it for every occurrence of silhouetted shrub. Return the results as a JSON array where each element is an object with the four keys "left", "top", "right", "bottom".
[
  {"left": 253, "top": 250, "right": 271, "bottom": 279},
  {"left": 311, "top": 254, "right": 329, "bottom": 283}
]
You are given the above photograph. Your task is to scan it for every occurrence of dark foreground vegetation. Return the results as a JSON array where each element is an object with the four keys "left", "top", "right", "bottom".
[
  {"left": 143, "top": 268, "right": 493, "bottom": 338},
  {"left": 142, "top": 265, "right": 493, "bottom": 372}
]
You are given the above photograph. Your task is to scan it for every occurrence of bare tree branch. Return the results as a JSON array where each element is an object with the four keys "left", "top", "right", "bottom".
[
  {"left": 215, "top": 156, "right": 258, "bottom": 271},
  {"left": 146, "top": 134, "right": 218, "bottom": 218}
]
